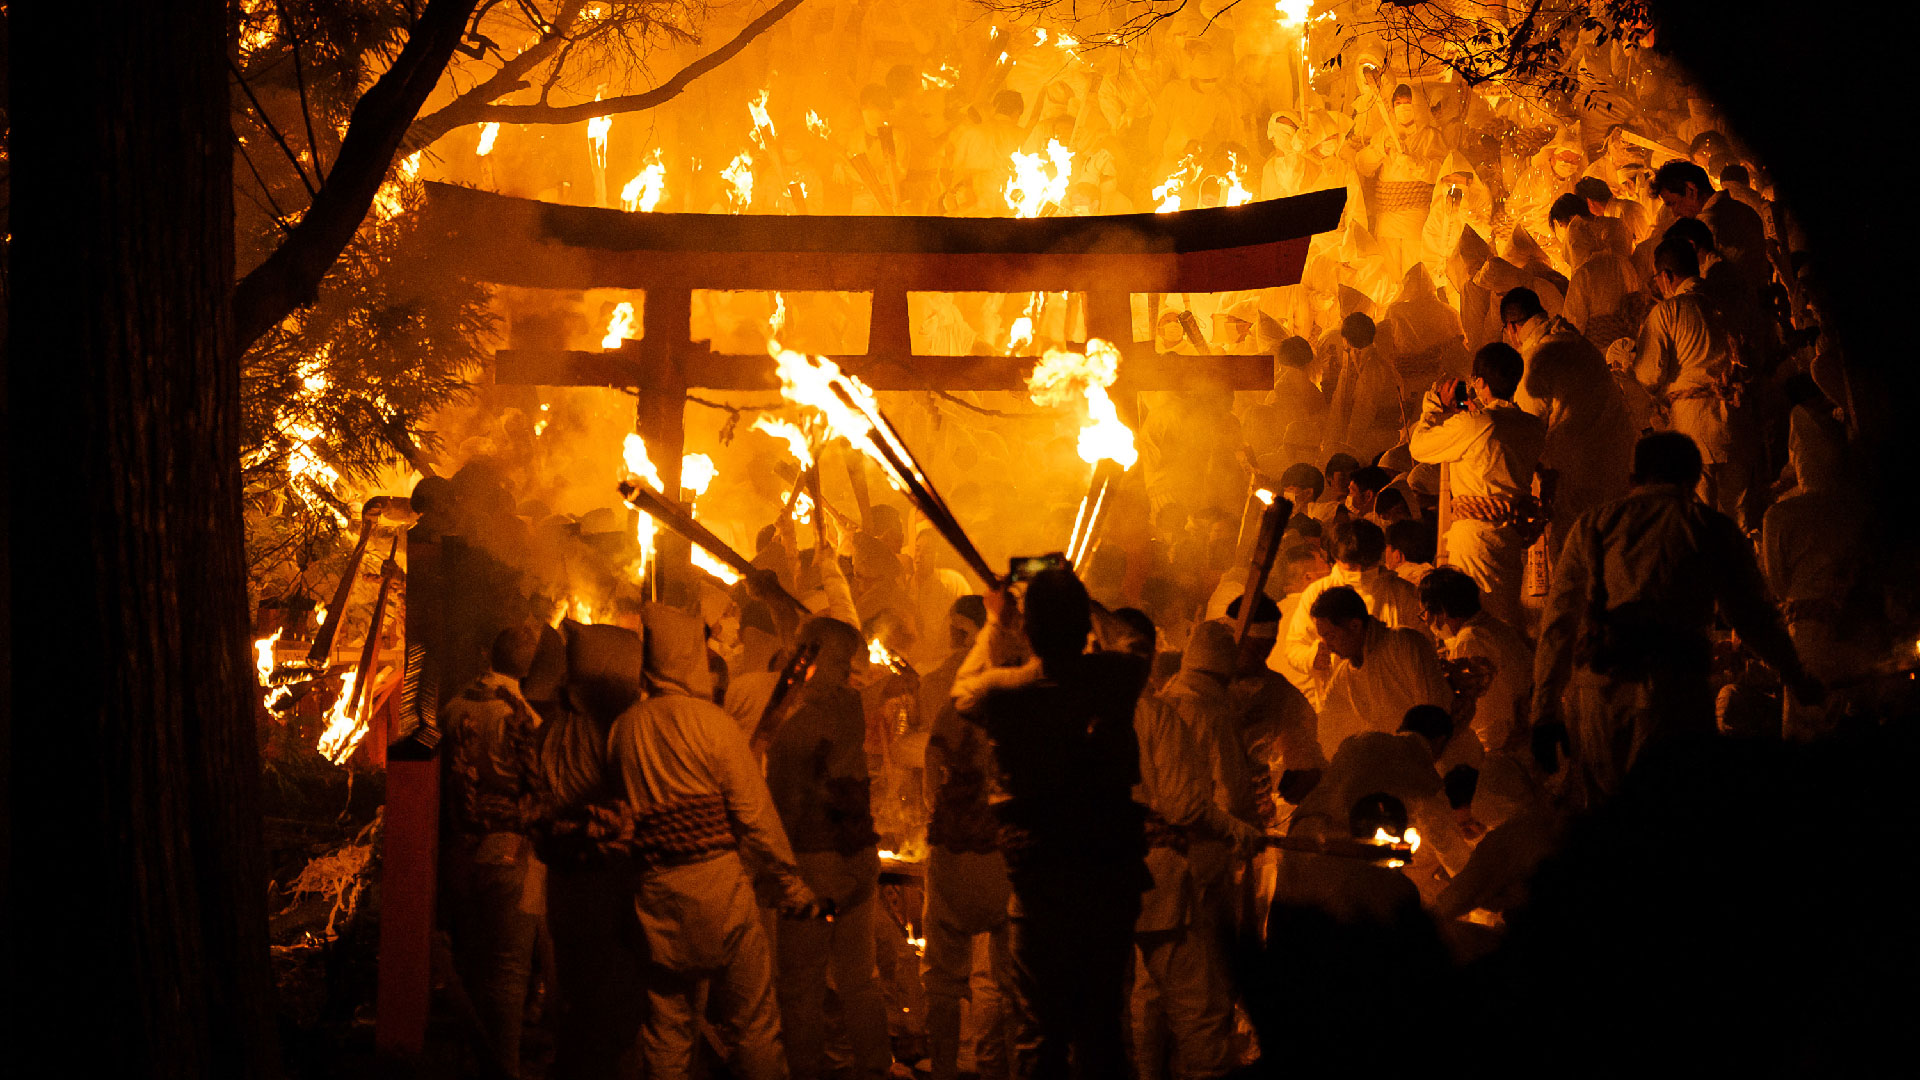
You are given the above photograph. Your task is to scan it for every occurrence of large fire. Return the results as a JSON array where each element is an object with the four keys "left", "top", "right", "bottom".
[
  {"left": 1153, "top": 154, "right": 1200, "bottom": 214},
  {"left": 772, "top": 346, "right": 908, "bottom": 492},
  {"left": 1027, "top": 338, "right": 1137, "bottom": 470},
  {"left": 603, "top": 302, "right": 636, "bottom": 349},
  {"left": 316, "top": 668, "right": 362, "bottom": 765},
  {"left": 681, "top": 453, "right": 719, "bottom": 497},
  {"left": 1005, "top": 139, "right": 1074, "bottom": 217},
  {"left": 722, "top": 152, "right": 755, "bottom": 210},
  {"left": 621, "top": 153, "right": 667, "bottom": 212},
  {"left": 747, "top": 88, "right": 777, "bottom": 148},
  {"left": 753, "top": 415, "right": 815, "bottom": 470}
]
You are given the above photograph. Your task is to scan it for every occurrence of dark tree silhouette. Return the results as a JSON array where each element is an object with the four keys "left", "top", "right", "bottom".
[{"left": 8, "top": 2, "right": 279, "bottom": 1076}]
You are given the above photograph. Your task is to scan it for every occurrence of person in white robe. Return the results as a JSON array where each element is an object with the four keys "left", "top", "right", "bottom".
[{"left": 1409, "top": 344, "right": 1548, "bottom": 629}]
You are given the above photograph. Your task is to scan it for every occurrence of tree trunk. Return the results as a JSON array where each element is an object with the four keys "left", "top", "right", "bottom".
[{"left": 7, "top": 4, "right": 278, "bottom": 1077}]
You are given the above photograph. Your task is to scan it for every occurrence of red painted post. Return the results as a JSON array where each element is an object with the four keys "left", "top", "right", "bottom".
[
  {"left": 377, "top": 525, "right": 440, "bottom": 1061},
  {"left": 375, "top": 755, "right": 439, "bottom": 1058}
]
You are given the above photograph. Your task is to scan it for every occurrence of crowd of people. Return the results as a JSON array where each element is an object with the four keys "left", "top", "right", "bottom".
[{"left": 416, "top": 6, "right": 1902, "bottom": 1080}]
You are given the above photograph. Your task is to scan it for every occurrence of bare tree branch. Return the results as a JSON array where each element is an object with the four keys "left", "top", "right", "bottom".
[
  {"left": 229, "top": 56, "right": 320, "bottom": 198},
  {"left": 280, "top": 1, "right": 328, "bottom": 180},
  {"left": 234, "top": 133, "right": 296, "bottom": 234},
  {"left": 456, "top": 0, "right": 802, "bottom": 127},
  {"left": 234, "top": 0, "right": 481, "bottom": 348},
  {"left": 405, "top": 0, "right": 590, "bottom": 147}
]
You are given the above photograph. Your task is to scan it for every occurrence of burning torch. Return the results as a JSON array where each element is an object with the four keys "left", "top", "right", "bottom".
[
  {"left": 1028, "top": 339, "right": 1138, "bottom": 576},
  {"left": 774, "top": 347, "right": 1002, "bottom": 587}
]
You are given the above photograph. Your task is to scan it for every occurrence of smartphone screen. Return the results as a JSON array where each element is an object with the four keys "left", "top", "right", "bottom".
[{"left": 1008, "top": 553, "right": 1068, "bottom": 582}]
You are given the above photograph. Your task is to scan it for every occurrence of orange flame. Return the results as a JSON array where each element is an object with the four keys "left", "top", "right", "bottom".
[
  {"left": 621, "top": 152, "right": 667, "bottom": 212},
  {"left": 476, "top": 122, "right": 500, "bottom": 157},
  {"left": 255, "top": 627, "right": 283, "bottom": 684},
  {"left": 1223, "top": 151, "right": 1254, "bottom": 206},
  {"left": 587, "top": 91, "right": 612, "bottom": 169},
  {"left": 723, "top": 152, "right": 755, "bottom": 210},
  {"left": 1028, "top": 338, "right": 1137, "bottom": 469},
  {"left": 623, "top": 432, "right": 664, "bottom": 575},
  {"left": 772, "top": 347, "right": 908, "bottom": 492},
  {"left": 748, "top": 88, "right": 777, "bottom": 148},
  {"left": 603, "top": 302, "right": 636, "bottom": 349},
  {"left": 1005, "top": 139, "right": 1074, "bottom": 217},
  {"left": 693, "top": 547, "right": 742, "bottom": 585},
  {"left": 316, "top": 668, "right": 362, "bottom": 764},
  {"left": 753, "top": 415, "right": 815, "bottom": 470},
  {"left": 681, "top": 453, "right": 718, "bottom": 497},
  {"left": 1154, "top": 154, "right": 1200, "bottom": 213}
]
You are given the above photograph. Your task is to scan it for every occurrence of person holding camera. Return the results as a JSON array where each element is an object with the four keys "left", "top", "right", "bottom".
[
  {"left": 1410, "top": 343, "right": 1548, "bottom": 630},
  {"left": 951, "top": 568, "right": 1152, "bottom": 1080}
]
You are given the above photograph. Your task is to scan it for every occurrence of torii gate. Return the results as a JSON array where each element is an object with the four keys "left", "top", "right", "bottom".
[
  {"left": 375, "top": 181, "right": 1345, "bottom": 1060},
  {"left": 420, "top": 179, "right": 1344, "bottom": 500}
]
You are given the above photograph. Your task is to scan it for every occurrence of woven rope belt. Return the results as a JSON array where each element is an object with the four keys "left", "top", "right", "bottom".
[
  {"left": 1450, "top": 493, "right": 1549, "bottom": 546},
  {"left": 1375, "top": 179, "right": 1436, "bottom": 214},
  {"left": 543, "top": 793, "right": 737, "bottom": 870}
]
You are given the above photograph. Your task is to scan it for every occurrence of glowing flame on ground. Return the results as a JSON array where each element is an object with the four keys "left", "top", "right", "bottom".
[
  {"left": 317, "top": 669, "right": 362, "bottom": 765},
  {"left": 748, "top": 88, "right": 777, "bottom": 147},
  {"left": 753, "top": 415, "right": 815, "bottom": 470},
  {"left": 603, "top": 302, "right": 636, "bottom": 349},
  {"left": 805, "top": 110, "right": 831, "bottom": 136},
  {"left": 772, "top": 347, "right": 909, "bottom": 492},
  {"left": 920, "top": 64, "right": 957, "bottom": 90},
  {"left": 1004, "top": 139, "right": 1074, "bottom": 217},
  {"left": 621, "top": 153, "right": 667, "bottom": 211},
  {"left": 1028, "top": 338, "right": 1137, "bottom": 469},
  {"left": 723, "top": 152, "right": 755, "bottom": 210},
  {"left": 476, "top": 122, "right": 500, "bottom": 156},
  {"left": 681, "top": 453, "right": 718, "bottom": 497}
]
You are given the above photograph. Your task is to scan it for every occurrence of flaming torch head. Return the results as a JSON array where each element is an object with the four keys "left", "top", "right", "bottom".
[
  {"left": 603, "top": 302, "right": 637, "bottom": 349},
  {"left": 621, "top": 154, "right": 668, "bottom": 212},
  {"left": 1028, "top": 338, "right": 1137, "bottom": 470},
  {"left": 681, "top": 453, "right": 719, "bottom": 498}
]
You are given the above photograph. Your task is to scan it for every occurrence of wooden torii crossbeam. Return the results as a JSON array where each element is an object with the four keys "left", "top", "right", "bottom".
[{"left": 421, "top": 180, "right": 1346, "bottom": 495}]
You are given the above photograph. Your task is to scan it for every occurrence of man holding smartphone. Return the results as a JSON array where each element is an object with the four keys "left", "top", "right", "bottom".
[
  {"left": 952, "top": 567, "right": 1152, "bottom": 1080},
  {"left": 1410, "top": 343, "right": 1548, "bottom": 629}
]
